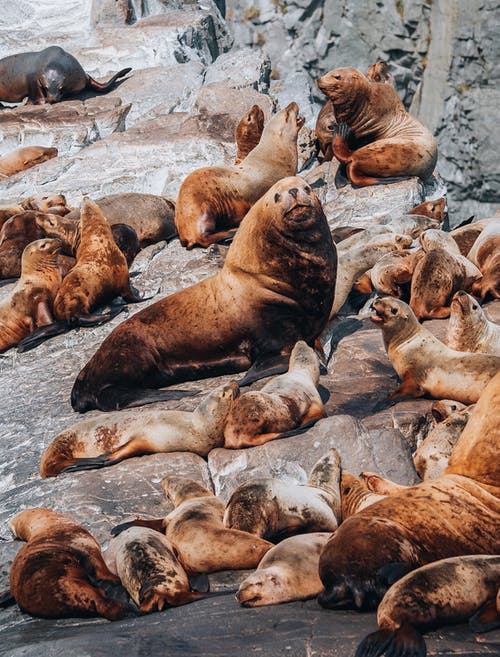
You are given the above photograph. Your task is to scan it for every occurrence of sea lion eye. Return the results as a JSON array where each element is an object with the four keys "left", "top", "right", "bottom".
[
  {"left": 391, "top": 307, "right": 398, "bottom": 315},
  {"left": 304, "top": 186, "right": 311, "bottom": 194},
  {"left": 333, "top": 75, "right": 341, "bottom": 80},
  {"left": 274, "top": 193, "right": 281, "bottom": 203},
  {"left": 472, "top": 304, "right": 478, "bottom": 310}
]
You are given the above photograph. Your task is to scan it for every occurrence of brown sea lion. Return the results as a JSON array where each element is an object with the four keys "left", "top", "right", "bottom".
[
  {"left": 236, "top": 532, "right": 331, "bottom": 607},
  {"left": 0, "top": 211, "right": 44, "bottom": 279},
  {"left": 223, "top": 341, "right": 324, "bottom": 449},
  {"left": 430, "top": 398, "right": 467, "bottom": 422},
  {"left": 317, "top": 67, "right": 437, "bottom": 186},
  {"left": 41, "top": 381, "right": 239, "bottom": 477},
  {"left": 355, "top": 555, "right": 500, "bottom": 657},
  {"left": 450, "top": 217, "right": 498, "bottom": 256},
  {"left": 8, "top": 508, "right": 126, "bottom": 620},
  {"left": 234, "top": 104, "right": 265, "bottom": 164},
  {"left": 370, "top": 296, "right": 500, "bottom": 404},
  {"left": 0, "top": 194, "right": 69, "bottom": 230},
  {"left": 368, "top": 250, "right": 418, "bottom": 298},
  {"left": 0, "top": 146, "right": 57, "bottom": 178},
  {"left": 340, "top": 472, "right": 386, "bottom": 520},
  {"left": 223, "top": 449, "right": 341, "bottom": 540},
  {"left": 175, "top": 102, "right": 304, "bottom": 249},
  {"left": 468, "top": 221, "right": 500, "bottom": 301},
  {"left": 446, "top": 290, "right": 500, "bottom": 355},
  {"left": 0, "top": 46, "right": 131, "bottom": 104},
  {"left": 407, "top": 197, "right": 447, "bottom": 223},
  {"left": 71, "top": 177, "right": 336, "bottom": 412},
  {"left": 0, "top": 238, "right": 61, "bottom": 352}
]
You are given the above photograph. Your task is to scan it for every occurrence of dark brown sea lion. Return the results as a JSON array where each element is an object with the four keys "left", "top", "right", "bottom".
[
  {"left": 70, "top": 176, "right": 337, "bottom": 412},
  {"left": 234, "top": 104, "right": 265, "bottom": 164},
  {"left": 175, "top": 102, "right": 305, "bottom": 249},
  {"left": 0, "top": 146, "right": 57, "bottom": 177},
  {"left": 446, "top": 290, "right": 500, "bottom": 355},
  {"left": 0, "top": 46, "right": 131, "bottom": 104},
  {"left": 355, "top": 555, "right": 500, "bottom": 657},
  {"left": 0, "top": 238, "right": 61, "bottom": 352},
  {"left": 8, "top": 508, "right": 126, "bottom": 620},
  {"left": 317, "top": 67, "right": 437, "bottom": 186},
  {"left": 0, "top": 211, "right": 44, "bottom": 278}
]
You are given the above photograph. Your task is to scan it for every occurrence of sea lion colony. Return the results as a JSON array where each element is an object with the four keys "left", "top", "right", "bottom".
[{"left": 0, "top": 44, "right": 499, "bottom": 657}]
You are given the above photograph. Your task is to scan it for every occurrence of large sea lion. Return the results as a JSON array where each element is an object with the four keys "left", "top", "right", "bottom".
[
  {"left": 317, "top": 67, "right": 437, "bottom": 186},
  {"left": 0, "top": 146, "right": 57, "bottom": 178},
  {"left": 8, "top": 508, "right": 126, "bottom": 620},
  {"left": 0, "top": 238, "right": 61, "bottom": 352},
  {"left": 223, "top": 341, "right": 324, "bottom": 448},
  {"left": 468, "top": 221, "right": 500, "bottom": 301},
  {"left": 0, "top": 46, "right": 131, "bottom": 104},
  {"left": 234, "top": 104, "right": 265, "bottom": 164},
  {"left": 41, "top": 381, "right": 239, "bottom": 477},
  {"left": 370, "top": 296, "right": 500, "bottom": 404},
  {"left": 71, "top": 177, "right": 337, "bottom": 412},
  {"left": 175, "top": 102, "right": 305, "bottom": 249},
  {"left": 355, "top": 555, "right": 500, "bottom": 657},
  {"left": 446, "top": 290, "right": 500, "bottom": 355},
  {"left": 236, "top": 533, "right": 331, "bottom": 607}
]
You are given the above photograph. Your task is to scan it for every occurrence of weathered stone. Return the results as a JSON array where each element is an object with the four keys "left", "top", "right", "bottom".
[{"left": 203, "top": 46, "right": 271, "bottom": 92}]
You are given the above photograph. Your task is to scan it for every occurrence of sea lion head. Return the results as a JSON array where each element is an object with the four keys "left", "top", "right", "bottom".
[
  {"left": 266, "top": 102, "right": 305, "bottom": 139},
  {"left": 288, "top": 340, "right": 320, "bottom": 377},
  {"left": 22, "top": 193, "right": 70, "bottom": 216},
  {"left": 450, "top": 290, "right": 481, "bottom": 319},
  {"left": 370, "top": 297, "right": 417, "bottom": 335},
  {"left": 161, "top": 476, "right": 213, "bottom": 507},
  {"left": 39, "top": 67, "right": 66, "bottom": 103},
  {"left": 408, "top": 197, "right": 447, "bottom": 223},
  {"left": 365, "top": 61, "right": 393, "bottom": 85},
  {"left": 419, "top": 228, "right": 458, "bottom": 254},
  {"left": 240, "top": 105, "right": 264, "bottom": 133},
  {"left": 317, "top": 67, "right": 367, "bottom": 103},
  {"left": 22, "top": 237, "right": 61, "bottom": 272},
  {"left": 236, "top": 569, "right": 287, "bottom": 607},
  {"left": 197, "top": 380, "right": 240, "bottom": 420},
  {"left": 35, "top": 211, "right": 69, "bottom": 235}
]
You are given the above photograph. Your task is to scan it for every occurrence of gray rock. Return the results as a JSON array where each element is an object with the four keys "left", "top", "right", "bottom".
[{"left": 203, "top": 47, "right": 271, "bottom": 92}]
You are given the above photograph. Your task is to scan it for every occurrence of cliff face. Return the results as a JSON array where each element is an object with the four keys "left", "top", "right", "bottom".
[{"left": 227, "top": 0, "right": 500, "bottom": 220}]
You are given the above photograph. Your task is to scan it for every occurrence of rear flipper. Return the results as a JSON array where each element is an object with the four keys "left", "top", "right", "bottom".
[
  {"left": 0, "top": 278, "right": 17, "bottom": 288},
  {"left": 87, "top": 67, "right": 132, "bottom": 92},
  {"left": 61, "top": 452, "right": 119, "bottom": 474},
  {"left": 238, "top": 354, "right": 291, "bottom": 387},
  {"left": 355, "top": 624, "right": 426, "bottom": 657},
  {"left": 111, "top": 518, "right": 165, "bottom": 537},
  {"left": 469, "top": 598, "right": 500, "bottom": 633},
  {"left": 0, "top": 590, "right": 15, "bottom": 608}
]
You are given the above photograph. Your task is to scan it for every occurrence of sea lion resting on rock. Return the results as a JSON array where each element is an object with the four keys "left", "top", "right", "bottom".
[
  {"left": 8, "top": 508, "right": 126, "bottom": 620},
  {"left": 370, "top": 296, "right": 500, "bottom": 404},
  {"left": 71, "top": 177, "right": 337, "bottom": 413},
  {"left": 223, "top": 449, "right": 341, "bottom": 540},
  {"left": 317, "top": 67, "right": 437, "bottom": 186},
  {"left": 446, "top": 290, "right": 500, "bottom": 355},
  {"left": 340, "top": 472, "right": 386, "bottom": 520},
  {"left": 366, "top": 250, "right": 419, "bottom": 299},
  {"left": 113, "top": 477, "right": 273, "bottom": 574},
  {"left": 41, "top": 381, "right": 239, "bottom": 477},
  {"left": 175, "top": 102, "right": 304, "bottom": 249},
  {"left": 0, "top": 238, "right": 61, "bottom": 352},
  {"left": 234, "top": 104, "right": 265, "bottom": 164},
  {"left": 0, "top": 146, "right": 57, "bottom": 178},
  {"left": 355, "top": 555, "right": 500, "bottom": 657},
  {"left": 0, "top": 211, "right": 46, "bottom": 279},
  {"left": 0, "top": 194, "right": 69, "bottom": 229},
  {"left": 450, "top": 216, "right": 498, "bottom": 256},
  {"left": 407, "top": 197, "right": 447, "bottom": 223},
  {"left": 468, "top": 221, "right": 500, "bottom": 301},
  {"left": 223, "top": 341, "right": 324, "bottom": 448},
  {"left": 236, "top": 533, "right": 331, "bottom": 607},
  {"left": 0, "top": 46, "right": 131, "bottom": 104}
]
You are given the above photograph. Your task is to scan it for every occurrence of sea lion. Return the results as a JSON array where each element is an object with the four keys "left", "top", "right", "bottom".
[
  {"left": 71, "top": 177, "right": 336, "bottom": 412},
  {"left": 355, "top": 555, "right": 500, "bottom": 657},
  {"left": 223, "top": 449, "right": 341, "bottom": 540},
  {"left": 430, "top": 398, "right": 467, "bottom": 422},
  {"left": 446, "top": 290, "right": 500, "bottom": 355},
  {"left": 41, "top": 381, "right": 239, "bottom": 477},
  {"left": 0, "top": 146, "right": 57, "bottom": 178},
  {"left": 407, "top": 197, "right": 447, "bottom": 223},
  {"left": 450, "top": 217, "right": 498, "bottom": 256},
  {"left": 223, "top": 341, "right": 324, "bottom": 448},
  {"left": 63, "top": 193, "right": 176, "bottom": 247},
  {"left": 8, "top": 508, "right": 126, "bottom": 620},
  {"left": 359, "top": 472, "right": 408, "bottom": 496},
  {"left": 234, "top": 104, "right": 265, "bottom": 164},
  {"left": 0, "top": 238, "right": 61, "bottom": 353},
  {"left": 103, "top": 526, "right": 202, "bottom": 612},
  {"left": 236, "top": 532, "right": 331, "bottom": 607},
  {"left": 371, "top": 296, "right": 500, "bottom": 404},
  {"left": 0, "top": 46, "right": 131, "bottom": 104},
  {"left": 340, "top": 471, "right": 386, "bottom": 519},
  {"left": 317, "top": 67, "right": 437, "bottom": 186},
  {"left": 0, "top": 211, "right": 44, "bottom": 279},
  {"left": 330, "top": 231, "right": 412, "bottom": 318},
  {"left": 410, "top": 229, "right": 482, "bottom": 320},
  {"left": 0, "top": 194, "right": 69, "bottom": 230},
  {"left": 369, "top": 250, "right": 418, "bottom": 298},
  {"left": 175, "top": 102, "right": 305, "bottom": 249},
  {"left": 468, "top": 221, "right": 500, "bottom": 301}
]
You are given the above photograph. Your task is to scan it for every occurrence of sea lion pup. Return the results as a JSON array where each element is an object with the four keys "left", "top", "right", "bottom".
[
  {"left": 468, "top": 221, "right": 500, "bottom": 301},
  {"left": 368, "top": 250, "right": 418, "bottom": 298},
  {"left": 0, "top": 211, "right": 45, "bottom": 279},
  {"left": 63, "top": 193, "right": 177, "bottom": 247},
  {"left": 413, "top": 405, "right": 474, "bottom": 480},
  {"left": 103, "top": 527, "right": 203, "bottom": 612},
  {"left": 0, "top": 238, "right": 61, "bottom": 352},
  {"left": 371, "top": 296, "right": 500, "bottom": 404},
  {"left": 340, "top": 472, "right": 386, "bottom": 519},
  {"left": 236, "top": 532, "right": 331, "bottom": 607},
  {"left": 355, "top": 555, "right": 500, "bottom": 657},
  {"left": 234, "top": 104, "right": 265, "bottom": 164},
  {"left": 0, "top": 46, "right": 131, "bottom": 104},
  {"left": 8, "top": 508, "right": 126, "bottom": 620},
  {"left": 223, "top": 341, "right": 324, "bottom": 448},
  {"left": 175, "top": 102, "right": 305, "bottom": 249},
  {"left": 71, "top": 177, "right": 336, "bottom": 412},
  {"left": 410, "top": 229, "right": 482, "bottom": 320},
  {"left": 446, "top": 290, "right": 500, "bottom": 355},
  {"left": 223, "top": 449, "right": 342, "bottom": 540},
  {"left": 317, "top": 67, "right": 437, "bottom": 186},
  {"left": 0, "top": 146, "right": 58, "bottom": 178},
  {"left": 41, "top": 381, "right": 239, "bottom": 477},
  {"left": 330, "top": 231, "right": 412, "bottom": 318}
]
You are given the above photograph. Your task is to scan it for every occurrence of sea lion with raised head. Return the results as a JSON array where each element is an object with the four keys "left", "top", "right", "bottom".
[
  {"left": 0, "top": 146, "right": 57, "bottom": 178},
  {"left": 317, "top": 67, "right": 437, "bottom": 186},
  {"left": 8, "top": 508, "right": 126, "bottom": 620},
  {"left": 234, "top": 104, "right": 265, "bottom": 164},
  {"left": 223, "top": 341, "right": 324, "bottom": 448},
  {"left": 175, "top": 102, "right": 305, "bottom": 249},
  {"left": 71, "top": 177, "right": 336, "bottom": 412},
  {"left": 446, "top": 290, "right": 500, "bottom": 355},
  {"left": 0, "top": 46, "right": 131, "bottom": 104},
  {"left": 370, "top": 296, "right": 500, "bottom": 404}
]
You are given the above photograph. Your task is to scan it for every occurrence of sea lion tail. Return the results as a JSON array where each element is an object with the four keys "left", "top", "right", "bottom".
[
  {"left": 355, "top": 625, "right": 426, "bottom": 657},
  {"left": 87, "top": 67, "right": 132, "bottom": 92}
]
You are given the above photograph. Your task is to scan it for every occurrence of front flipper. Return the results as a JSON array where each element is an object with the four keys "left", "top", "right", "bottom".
[
  {"left": 111, "top": 518, "right": 165, "bottom": 537},
  {"left": 237, "top": 354, "right": 290, "bottom": 387},
  {"left": 355, "top": 624, "right": 426, "bottom": 657},
  {"left": 60, "top": 452, "right": 119, "bottom": 474},
  {"left": 95, "top": 386, "right": 199, "bottom": 411},
  {"left": 469, "top": 598, "right": 500, "bottom": 633}
]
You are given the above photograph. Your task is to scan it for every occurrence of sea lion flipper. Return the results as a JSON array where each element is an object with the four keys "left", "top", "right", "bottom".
[
  {"left": 75, "top": 305, "right": 126, "bottom": 327},
  {"left": 0, "top": 590, "right": 15, "bottom": 607},
  {"left": 188, "top": 573, "right": 210, "bottom": 593},
  {"left": 95, "top": 386, "right": 199, "bottom": 411},
  {"left": 60, "top": 453, "right": 118, "bottom": 474},
  {"left": 111, "top": 518, "right": 165, "bottom": 537},
  {"left": 237, "top": 354, "right": 290, "bottom": 387},
  {"left": 354, "top": 628, "right": 393, "bottom": 657},
  {"left": 86, "top": 67, "right": 132, "bottom": 92},
  {"left": 355, "top": 624, "right": 425, "bottom": 657},
  {"left": 469, "top": 598, "right": 500, "bottom": 633},
  {"left": 17, "top": 321, "right": 71, "bottom": 352}
]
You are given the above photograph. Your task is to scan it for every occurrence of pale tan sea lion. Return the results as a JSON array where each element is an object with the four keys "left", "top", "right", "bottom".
[
  {"left": 234, "top": 104, "right": 265, "bottom": 164},
  {"left": 0, "top": 146, "right": 57, "bottom": 178},
  {"left": 340, "top": 472, "right": 386, "bottom": 520},
  {"left": 369, "top": 250, "right": 418, "bottom": 298},
  {"left": 450, "top": 216, "right": 498, "bottom": 256},
  {"left": 236, "top": 532, "right": 331, "bottom": 607},
  {"left": 445, "top": 291, "right": 500, "bottom": 355},
  {"left": 430, "top": 399, "right": 467, "bottom": 422}
]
